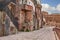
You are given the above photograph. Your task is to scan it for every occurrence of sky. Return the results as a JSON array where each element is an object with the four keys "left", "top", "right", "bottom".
[{"left": 41, "top": 0, "right": 60, "bottom": 14}]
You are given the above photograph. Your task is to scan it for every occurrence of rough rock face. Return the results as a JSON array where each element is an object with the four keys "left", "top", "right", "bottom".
[
  {"left": 0, "top": 12, "right": 5, "bottom": 37},
  {"left": 0, "top": 0, "right": 42, "bottom": 36},
  {"left": 9, "top": 0, "right": 42, "bottom": 31},
  {"left": 0, "top": 11, "right": 18, "bottom": 36},
  {"left": 18, "top": 5, "right": 34, "bottom": 31},
  {"left": 35, "top": 5, "right": 42, "bottom": 29},
  {"left": 0, "top": 0, "right": 16, "bottom": 10}
]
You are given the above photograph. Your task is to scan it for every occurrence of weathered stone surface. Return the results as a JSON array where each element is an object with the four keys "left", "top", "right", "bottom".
[
  {"left": 35, "top": 6, "right": 42, "bottom": 29},
  {"left": 18, "top": 4, "right": 34, "bottom": 31},
  {"left": 9, "top": 21, "right": 18, "bottom": 35},
  {"left": 18, "top": 10, "right": 25, "bottom": 31},
  {"left": 0, "top": 12, "right": 5, "bottom": 36},
  {"left": 25, "top": 11, "right": 34, "bottom": 31},
  {"left": 25, "top": 5, "right": 33, "bottom": 11},
  {"left": 0, "top": 27, "right": 58, "bottom": 40}
]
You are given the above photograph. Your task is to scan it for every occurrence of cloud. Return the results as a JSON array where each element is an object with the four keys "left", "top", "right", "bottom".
[
  {"left": 41, "top": 4, "right": 60, "bottom": 14},
  {"left": 56, "top": 4, "right": 60, "bottom": 11},
  {"left": 41, "top": 4, "right": 49, "bottom": 11},
  {"left": 41, "top": 4, "right": 56, "bottom": 11}
]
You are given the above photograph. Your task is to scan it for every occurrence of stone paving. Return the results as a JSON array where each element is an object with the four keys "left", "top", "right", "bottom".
[{"left": 0, "top": 27, "right": 59, "bottom": 40}]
